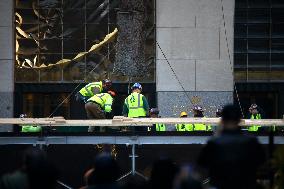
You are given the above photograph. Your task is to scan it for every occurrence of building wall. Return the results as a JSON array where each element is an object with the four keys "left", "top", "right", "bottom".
[
  {"left": 156, "top": 0, "right": 234, "bottom": 122},
  {"left": 0, "top": 1, "right": 14, "bottom": 131}
]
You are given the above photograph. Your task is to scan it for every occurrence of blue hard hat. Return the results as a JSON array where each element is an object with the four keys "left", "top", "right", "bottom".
[{"left": 131, "top": 83, "right": 142, "bottom": 90}]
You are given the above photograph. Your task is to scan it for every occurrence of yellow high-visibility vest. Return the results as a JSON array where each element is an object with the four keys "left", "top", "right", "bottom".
[
  {"left": 175, "top": 124, "right": 194, "bottom": 131},
  {"left": 156, "top": 123, "right": 166, "bottom": 131},
  {"left": 125, "top": 92, "right": 146, "bottom": 118},
  {"left": 248, "top": 114, "right": 261, "bottom": 132},
  {"left": 87, "top": 93, "right": 113, "bottom": 112}
]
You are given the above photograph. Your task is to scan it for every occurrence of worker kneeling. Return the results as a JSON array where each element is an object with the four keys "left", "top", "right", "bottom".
[{"left": 85, "top": 91, "right": 115, "bottom": 131}]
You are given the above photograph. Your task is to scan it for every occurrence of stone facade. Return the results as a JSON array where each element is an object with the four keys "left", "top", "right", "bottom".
[
  {"left": 156, "top": 0, "right": 234, "bottom": 121},
  {"left": 0, "top": 0, "right": 14, "bottom": 131}
]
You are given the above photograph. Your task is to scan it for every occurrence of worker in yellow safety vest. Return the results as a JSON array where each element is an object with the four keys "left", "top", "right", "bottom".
[
  {"left": 191, "top": 106, "right": 212, "bottom": 131},
  {"left": 85, "top": 91, "right": 116, "bottom": 119},
  {"left": 76, "top": 79, "right": 112, "bottom": 103},
  {"left": 123, "top": 83, "right": 149, "bottom": 131},
  {"left": 85, "top": 91, "right": 116, "bottom": 132},
  {"left": 248, "top": 104, "right": 262, "bottom": 132},
  {"left": 20, "top": 114, "right": 42, "bottom": 133},
  {"left": 122, "top": 83, "right": 149, "bottom": 118},
  {"left": 148, "top": 108, "right": 166, "bottom": 132},
  {"left": 175, "top": 112, "right": 194, "bottom": 131}
]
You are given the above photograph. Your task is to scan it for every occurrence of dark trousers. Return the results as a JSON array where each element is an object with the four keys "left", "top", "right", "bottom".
[{"left": 85, "top": 102, "right": 105, "bottom": 132}]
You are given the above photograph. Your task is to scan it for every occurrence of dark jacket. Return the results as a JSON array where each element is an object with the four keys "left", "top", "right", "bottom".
[
  {"left": 0, "top": 171, "right": 29, "bottom": 189},
  {"left": 198, "top": 129, "right": 266, "bottom": 189}
]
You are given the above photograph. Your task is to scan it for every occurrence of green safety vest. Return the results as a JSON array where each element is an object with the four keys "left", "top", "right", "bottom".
[
  {"left": 87, "top": 93, "right": 113, "bottom": 113},
  {"left": 79, "top": 82, "right": 103, "bottom": 97},
  {"left": 176, "top": 117, "right": 212, "bottom": 131},
  {"left": 125, "top": 92, "right": 147, "bottom": 118},
  {"left": 156, "top": 123, "right": 166, "bottom": 131},
  {"left": 176, "top": 124, "right": 194, "bottom": 131},
  {"left": 191, "top": 123, "right": 212, "bottom": 131},
  {"left": 248, "top": 114, "right": 261, "bottom": 132},
  {"left": 21, "top": 125, "right": 42, "bottom": 132}
]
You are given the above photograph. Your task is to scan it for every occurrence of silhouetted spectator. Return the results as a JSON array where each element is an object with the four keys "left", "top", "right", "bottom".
[
  {"left": 86, "top": 153, "right": 120, "bottom": 189},
  {"left": 178, "top": 176, "right": 202, "bottom": 189},
  {"left": 149, "top": 157, "right": 179, "bottom": 189},
  {"left": 174, "top": 164, "right": 203, "bottom": 189},
  {"left": 198, "top": 104, "right": 266, "bottom": 189},
  {"left": 0, "top": 147, "right": 58, "bottom": 189}
]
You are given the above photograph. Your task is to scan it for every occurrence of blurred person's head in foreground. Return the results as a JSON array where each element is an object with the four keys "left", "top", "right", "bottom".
[
  {"left": 174, "top": 164, "right": 202, "bottom": 189},
  {"left": 149, "top": 157, "right": 179, "bottom": 189},
  {"left": 88, "top": 152, "right": 120, "bottom": 185},
  {"left": 178, "top": 176, "right": 203, "bottom": 189},
  {"left": 219, "top": 104, "right": 242, "bottom": 132},
  {"left": 23, "top": 147, "right": 58, "bottom": 189}
]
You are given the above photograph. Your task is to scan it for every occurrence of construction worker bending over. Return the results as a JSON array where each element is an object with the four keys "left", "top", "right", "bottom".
[
  {"left": 191, "top": 106, "right": 212, "bottom": 131},
  {"left": 148, "top": 108, "right": 166, "bottom": 132},
  {"left": 248, "top": 104, "right": 262, "bottom": 132},
  {"left": 176, "top": 112, "right": 194, "bottom": 131},
  {"left": 85, "top": 91, "right": 116, "bottom": 132},
  {"left": 20, "top": 114, "right": 42, "bottom": 133},
  {"left": 123, "top": 83, "right": 149, "bottom": 131},
  {"left": 76, "top": 79, "right": 112, "bottom": 103}
]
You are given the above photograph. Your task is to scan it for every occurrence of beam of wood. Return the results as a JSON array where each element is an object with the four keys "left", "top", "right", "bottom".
[{"left": 0, "top": 116, "right": 283, "bottom": 126}]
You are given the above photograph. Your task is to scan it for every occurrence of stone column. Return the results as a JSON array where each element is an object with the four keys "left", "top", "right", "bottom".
[
  {"left": 0, "top": 0, "right": 14, "bottom": 131},
  {"left": 156, "top": 0, "right": 234, "bottom": 122}
]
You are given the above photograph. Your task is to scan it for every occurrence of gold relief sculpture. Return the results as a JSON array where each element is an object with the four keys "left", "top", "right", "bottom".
[{"left": 16, "top": 16, "right": 118, "bottom": 69}]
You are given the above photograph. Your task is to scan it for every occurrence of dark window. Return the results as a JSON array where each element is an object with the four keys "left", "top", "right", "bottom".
[
  {"left": 234, "top": 0, "right": 284, "bottom": 81},
  {"left": 23, "top": 93, "right": 70, "bottom": 118}
]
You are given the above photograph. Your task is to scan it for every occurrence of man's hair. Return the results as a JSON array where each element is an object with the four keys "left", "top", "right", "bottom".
[
  {"left": 89, "top": 153, "right": 119, "bottom": 185},
  {"left": 23, "top": 147, "right": 58, "bottom": 189},
  {"left": 221, "top": 104, "right": 242, "bottom": 123}
]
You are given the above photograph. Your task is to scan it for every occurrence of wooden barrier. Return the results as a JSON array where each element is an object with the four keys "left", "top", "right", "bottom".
[{"left": 0, "top": 116, "right": 283, "bottom": 126}]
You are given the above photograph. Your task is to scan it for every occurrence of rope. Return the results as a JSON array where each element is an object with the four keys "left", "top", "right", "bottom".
[
  {"left": 128, "top": 76, "right": 132, "bottom": 95},
  {"left": 202, "top": 177, "right": 210, "bottom": 185},
  {"left": 220, "top": 0, "right": 244, "bottom": 118},
  {"left": 48, "top": 46, "right": 117, "bottom": 118},
  {"left": 156, "top": 42, "right": 194, "bottom": 105},
  {"left": 57, "top": 180, "right": 73, "bottom": 189}
]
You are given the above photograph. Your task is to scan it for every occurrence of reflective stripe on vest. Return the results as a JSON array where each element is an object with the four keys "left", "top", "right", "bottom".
[
  {"left": 79, "top": 82, "right": 102, "bottom": 97},
  {"left": 248, "top": 114, "right": 261, "bottom": 132},
  {"left": 126, "top": 93, "right": 146, "bottom": 118},
  {"left": 87, "top": 94, "right": 106, "bottom": 107},
  {"left": 87, "top": 93, "right": 113, "bottom": 112}
]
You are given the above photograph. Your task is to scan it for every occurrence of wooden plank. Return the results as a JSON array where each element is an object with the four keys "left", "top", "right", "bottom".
[{"left": 0, "top": 117, "right": 283, "bottom": 126}]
